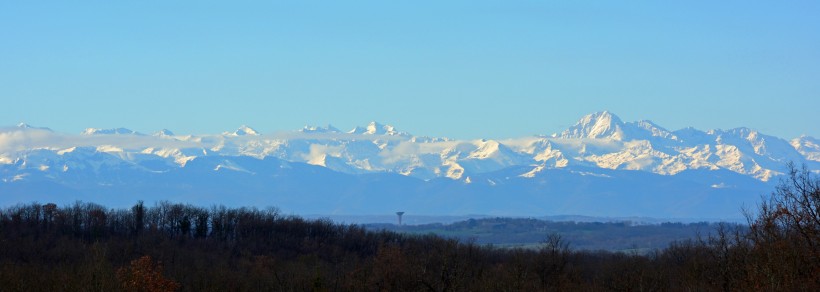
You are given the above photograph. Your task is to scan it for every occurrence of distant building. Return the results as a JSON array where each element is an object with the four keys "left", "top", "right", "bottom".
[{"left": 396, "top": 212, "right": 405, "bottom": 225}]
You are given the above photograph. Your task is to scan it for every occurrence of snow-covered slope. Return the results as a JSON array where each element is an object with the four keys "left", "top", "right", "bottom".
[
  {"left": 792, "top": 135, "right": 820, "bottom": 162},
  {"left": 223, "top": 125, "right": 260, "bottom": 136},
  {"left": 83, "top": 128, "right": 141, "bottom": 135},
  {"left": 559, "top": 111, "right": 627, "bottom": 140},
  {"left": 1, "top": 113, "right": 816, "bottom": 218},
  {"left": 347, "top": 122, "right": 408, "bottom": 136}
]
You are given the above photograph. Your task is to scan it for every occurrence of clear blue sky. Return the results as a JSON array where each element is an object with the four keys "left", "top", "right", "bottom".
[{"left": 2, "top": 1, "right": 819, "bottom": 139}]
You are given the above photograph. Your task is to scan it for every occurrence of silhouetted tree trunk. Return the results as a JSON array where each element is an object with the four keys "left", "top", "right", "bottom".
[{"left": 132, "top": 201, "right": 145, "bottom": 236}]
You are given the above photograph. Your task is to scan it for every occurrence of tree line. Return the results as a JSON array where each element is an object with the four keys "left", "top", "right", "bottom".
[
  {"left": 368, "top": 216, "right": 726, "bottom": 252},
  {"left": 0, "top": 164, "right": 818, "bottom": 291}
]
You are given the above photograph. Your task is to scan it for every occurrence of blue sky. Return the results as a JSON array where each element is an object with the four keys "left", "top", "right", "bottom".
[{"left": 2, "top": 1, "right": 819, "bottom": 139}]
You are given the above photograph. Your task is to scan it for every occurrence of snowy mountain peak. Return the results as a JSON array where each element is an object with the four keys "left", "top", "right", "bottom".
[
  {"left": 633, "top": 120, "right": 669, "bottom": 134},
  {"left": 347, "top": 126, "right": 365, "bottom": 135},
  {"left": 792, "top": 135, "right": 820, "bottom": 162},
  {"left": 300, "top": 125, "right": 341, "bottom": 133},
  {"left": 3, "top": 115, "right": 818, "bottom": 186},
  {"left": 468, "top": 139, "right": 506, "bottom": 159},
  {"left": 348, "top": 122, "right": 407, "bottom": 136},
  {"left": 82, "top": 128, "right": 140, "bottom": 135},
  {"left": 16, "top": 123, "right": 52, "bottom": 131},
  {"left": 793, "top": 135, "right": 819, "bottom": 146},
  {"left": 153, "top": 129, "right": 175, "bottom": 137},
  {"left": 366, "top": 122, "right": 383, "bottom": 134},
  {"left": 726, "top": 127, "right": 761, "bottom": 140},
  {"left": 560, "top": 111, "right": 626, "bottom": 140},
  {"left": 225, "top": 125, "right": 259, "bottom": 136},
  {"left": 367, "top": 122, "right": 391, "bottom": 135},
  {"left": 626, "top": 120, "right": 679, "bottom": 141}
]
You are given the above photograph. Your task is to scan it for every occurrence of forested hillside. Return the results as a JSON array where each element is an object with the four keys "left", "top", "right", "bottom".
[{"left": 368, "top": 218, "right": 727, "bottom": 252}]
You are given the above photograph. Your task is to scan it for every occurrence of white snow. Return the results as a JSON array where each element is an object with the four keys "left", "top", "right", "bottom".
[
  {"left": 83, "top": 128, "right": 139, "bottom": 135},
  {"left": 791, "top": 136, "right": 820, "bottom": 162},
  {"left": 348, "top": 122, "right": 408, "bottom": 136},
  {"left": 2, "top": 111, "right": 817, "bottom": 182},
  {"left": 559, "top": 111, "right": 626, "bottom": 140},
  {"left": 154, "top": 129, "right": 175, "bottom": 137},
  {"left": 300, "top": 125, "right": 341, "bottom": 133},
  {"left": 58, "top": 147, "right": 77, "bottom": 155},
  {"left": 214, "top": 160, "right": 255, "bottom": 174},
  {"left": 96, "top": 145, "right": 124, "bottom": 153},
  {"left": 224, "top": 125, "right": 260, "bottom": 136},
  {"left": 711, "top": 183, "right": 732, "bottom": 189}
]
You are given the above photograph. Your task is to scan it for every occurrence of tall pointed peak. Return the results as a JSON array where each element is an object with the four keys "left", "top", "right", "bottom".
[
  {"left": 580, "top": 111, "right": 623, "bottom": 125},
  {"left": 559, "top": 111, "right": 625, "bottom": 140}
]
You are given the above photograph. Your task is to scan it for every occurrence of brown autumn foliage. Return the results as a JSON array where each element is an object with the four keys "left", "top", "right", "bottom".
[
  {"left": 117, "top": 255, "right": 180, "bottom": 292},
  {"left": 0, "top": 163, "right": 817, "bottom": 291}
]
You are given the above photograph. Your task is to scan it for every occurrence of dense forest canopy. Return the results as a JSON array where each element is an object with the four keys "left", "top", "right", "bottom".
[{"left": 366, "top": 218, "right": 727, "bottom": 252}]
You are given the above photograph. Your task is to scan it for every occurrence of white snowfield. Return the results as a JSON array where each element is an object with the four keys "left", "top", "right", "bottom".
[{"left": 1, "top": 111, "right": 818, "bottom": 183}]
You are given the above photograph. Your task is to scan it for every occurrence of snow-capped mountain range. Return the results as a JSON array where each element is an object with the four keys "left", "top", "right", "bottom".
[{"left": 2, "top": 112, "right": 817, "bottom": 219}]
